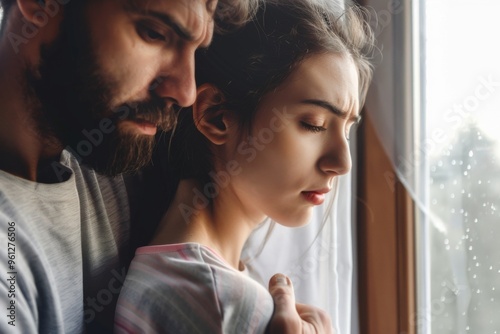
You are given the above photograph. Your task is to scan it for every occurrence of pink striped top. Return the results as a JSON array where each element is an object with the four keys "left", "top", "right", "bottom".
[{"left": 115, "top": 243, "right": 274, "bottom": 333}]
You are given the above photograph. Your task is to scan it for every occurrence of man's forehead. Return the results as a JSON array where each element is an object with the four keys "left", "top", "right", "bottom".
[
  {"left": 126, "top": 0, "right": 216, "bottom": 16},
  {"left": 125, "top": 0, "right": 217, "bottom": 32}
]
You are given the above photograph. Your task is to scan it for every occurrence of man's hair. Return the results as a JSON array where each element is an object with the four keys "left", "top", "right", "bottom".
[{"left": 214, "top": 0, "right": 260, "bottom": 33}]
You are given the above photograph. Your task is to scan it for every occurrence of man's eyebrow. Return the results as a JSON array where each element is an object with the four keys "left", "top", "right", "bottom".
[
  {"left": 126, "top": 6, "right": 195, "bottom": 42},
  {"left": 300, "top": 99, "right": 361, "bottom": 123}
]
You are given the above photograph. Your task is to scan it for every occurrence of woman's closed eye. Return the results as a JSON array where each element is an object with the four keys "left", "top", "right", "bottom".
[
  {"left": 300, "top": 121, "right": 327, "bottom": 133},
  {"left": 300, "top": 119, "right": 358, "bottom": 141}
]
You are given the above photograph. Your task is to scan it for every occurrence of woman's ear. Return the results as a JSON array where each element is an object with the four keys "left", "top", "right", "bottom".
[
  {"left": 17, "top": 0, "right": 57, "bottom": 27},
  {"left": 193, "top": 84, "right": 232, "bottom": 145}
]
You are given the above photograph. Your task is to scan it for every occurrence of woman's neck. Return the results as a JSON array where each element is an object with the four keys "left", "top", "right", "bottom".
[{"left": 150, "top": 179, "right": 265, "bottom": 269}]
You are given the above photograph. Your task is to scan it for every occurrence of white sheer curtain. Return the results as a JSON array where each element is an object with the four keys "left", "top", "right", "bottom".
[{"left": 242, "top": 172, "right": 356, "bottom": 334}]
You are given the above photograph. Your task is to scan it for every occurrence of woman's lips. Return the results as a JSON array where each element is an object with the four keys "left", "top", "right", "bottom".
[{"left": 301, "top": 191, "right": 326, "bottom": 205}]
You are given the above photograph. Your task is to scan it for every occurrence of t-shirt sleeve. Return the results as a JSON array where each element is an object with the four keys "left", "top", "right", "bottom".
[
  {"left": 0, "top": 213, "right": 39, "bottom": 334},
  {"left": 114, "top": 254, "right": 225, "bottom": 334}
]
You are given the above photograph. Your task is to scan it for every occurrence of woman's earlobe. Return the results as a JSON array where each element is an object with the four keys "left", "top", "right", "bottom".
[{"left": 193, "top": 84, "right": 231, "bottom": 145}]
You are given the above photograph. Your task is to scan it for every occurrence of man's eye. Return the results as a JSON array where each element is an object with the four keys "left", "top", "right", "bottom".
[
  {"left": 300, "top": 121, "right": 326, "bottom": 133},
  {"left": 138, "top": 23, "right": 166, "bottom": 42},
  {"left": 145, "top": 29, "right": 164, "bottom": 41}
]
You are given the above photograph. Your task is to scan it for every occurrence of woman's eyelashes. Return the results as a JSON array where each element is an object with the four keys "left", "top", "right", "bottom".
[
  {"left": 300, "top": 121, "right": 326, "bottom": 133},
  {"left": 300, "top": 119, "right": 357, "bottom": 141}
]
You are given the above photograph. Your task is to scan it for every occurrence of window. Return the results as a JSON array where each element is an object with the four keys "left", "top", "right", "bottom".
[
  {"left": 357, "top": 0, "right": 500, "bottom": 333},
  {"left": 420, "top": 1, "right": 500, "bottom": 333}
]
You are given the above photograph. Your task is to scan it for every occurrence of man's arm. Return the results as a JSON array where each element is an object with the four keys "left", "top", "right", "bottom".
[
  {"left": 0, "top": 215, "right": 38, "bottom": 333},
  {"left": 268, "top": 274, "right": 334, "bottom": 334}
]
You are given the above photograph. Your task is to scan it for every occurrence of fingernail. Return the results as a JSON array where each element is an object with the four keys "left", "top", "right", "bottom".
[{"left": 275, "top": 275, "right": 287, "bottom": 285}]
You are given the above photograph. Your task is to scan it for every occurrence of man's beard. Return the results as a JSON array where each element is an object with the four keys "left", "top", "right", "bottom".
[{"left": 24, "top": 3, "right": 177, "bottom": 176}]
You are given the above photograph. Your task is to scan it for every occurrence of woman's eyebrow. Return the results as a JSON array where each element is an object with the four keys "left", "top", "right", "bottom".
[{"left": 300, "top": 99, "right": 361, "bottom": 123}]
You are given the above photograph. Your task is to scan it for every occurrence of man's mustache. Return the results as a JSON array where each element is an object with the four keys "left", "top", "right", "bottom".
[{"left": 110, "top": 97, "right": 179, "bottom": 131}]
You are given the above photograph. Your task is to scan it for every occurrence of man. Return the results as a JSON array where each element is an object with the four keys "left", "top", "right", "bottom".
[{"left": 0, "top": 0, "right": 332, "bottom": 333}]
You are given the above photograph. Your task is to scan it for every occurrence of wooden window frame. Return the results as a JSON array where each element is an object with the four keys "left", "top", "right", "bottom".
[
  {"left": 356, "top": 115, "right": 416, "bottom": 334},
  {"left": 354, "top": 0, "right": 423, "bottom": 330}
]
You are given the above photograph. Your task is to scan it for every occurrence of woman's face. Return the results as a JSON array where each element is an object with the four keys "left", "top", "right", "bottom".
[{"left": 223, "top": 53, "right": 360, "bottom": 227}]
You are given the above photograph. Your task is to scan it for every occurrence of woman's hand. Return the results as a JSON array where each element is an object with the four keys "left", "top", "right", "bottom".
[{"left": 267, "top": 274, "right": 334, "bottom": 334}]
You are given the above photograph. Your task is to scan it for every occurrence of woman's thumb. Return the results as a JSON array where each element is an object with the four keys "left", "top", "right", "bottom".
[{"left": 267, "top": 274, "right": 301, "bottom": 333}]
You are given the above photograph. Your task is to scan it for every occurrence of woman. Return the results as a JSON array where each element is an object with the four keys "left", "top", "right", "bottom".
[{"left": 115, "top": 0, "right": 374, "bottom": 332}]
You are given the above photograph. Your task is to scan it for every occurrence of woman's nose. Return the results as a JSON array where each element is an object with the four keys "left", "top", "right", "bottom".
[{"left": 318, "top": 138, "right": 352, "bottom": 176}]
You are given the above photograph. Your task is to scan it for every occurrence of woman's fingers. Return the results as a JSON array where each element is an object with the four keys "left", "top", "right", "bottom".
[{"left": 267, "top": 274, "right": 333, "bottom": 334}]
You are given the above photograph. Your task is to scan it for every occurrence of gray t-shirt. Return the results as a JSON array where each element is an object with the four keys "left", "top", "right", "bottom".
[{"left": 0, "top": 151, "right": 130, "bottom": 333}]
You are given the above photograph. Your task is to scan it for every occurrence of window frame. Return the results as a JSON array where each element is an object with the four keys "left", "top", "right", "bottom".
[
  {"left": 356, "top": 116, "right": 416, "bottom": 334},
  {"left": 355, "top": 0, "right": 421, "bottom": 332}
]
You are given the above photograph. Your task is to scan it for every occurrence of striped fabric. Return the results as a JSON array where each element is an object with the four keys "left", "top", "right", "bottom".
[{"left": 115, "top": 243, "right": 274, "bottom": 333}]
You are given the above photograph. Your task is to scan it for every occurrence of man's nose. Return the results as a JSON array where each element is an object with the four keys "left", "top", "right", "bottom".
[{"left": 152, "top": 53, "right": 197, "bottom": 108}]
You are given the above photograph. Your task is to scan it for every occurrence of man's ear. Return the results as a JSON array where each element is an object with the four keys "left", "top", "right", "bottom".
[
  {"left": 193, "top": 84, "right": 232, "bottom": 145},
  {"left": 17, "top": 0, "right": 52, "bottom": 27}
]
